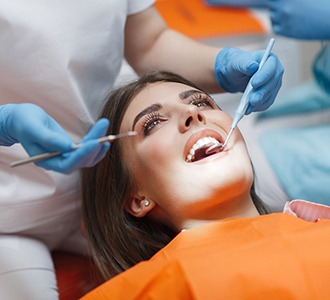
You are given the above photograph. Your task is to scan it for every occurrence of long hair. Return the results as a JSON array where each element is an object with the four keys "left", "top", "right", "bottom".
[{"left": 81, "top": 71, "right": 269, "bottom": 280}]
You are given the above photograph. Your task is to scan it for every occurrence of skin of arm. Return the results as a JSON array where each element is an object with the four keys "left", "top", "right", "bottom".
[{"left": 124, "top": 6, "right": 222, "bottom": 94}]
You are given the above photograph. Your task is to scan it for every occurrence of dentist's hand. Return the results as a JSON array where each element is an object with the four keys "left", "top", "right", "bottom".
[
  {"left": 267, "top": 0, "right": 330, "bottom": 40},
  {"left": 0, "top": 103, "right": 110, "bottom": 173},
  {"left": 214, "top": 47, "right": 284, "bottom": 113}
]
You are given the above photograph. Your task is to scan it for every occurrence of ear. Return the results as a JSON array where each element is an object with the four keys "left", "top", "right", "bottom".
[{"left": 125, "top": 196, "right": 155, "bottom": 218}]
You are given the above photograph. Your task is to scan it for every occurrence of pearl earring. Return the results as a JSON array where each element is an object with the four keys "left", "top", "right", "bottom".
[{"left": 144, "top": 199, "right": 150, "bottom": 207}]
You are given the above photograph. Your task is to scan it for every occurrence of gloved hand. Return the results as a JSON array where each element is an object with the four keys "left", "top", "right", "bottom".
[
  {"left": 215, "top": 47, "right": 284, "bottom": 113},
  {"left": 267, "top": 0, "right": 330, "bottom": 40},
  {"left": 0, "top": 103, "right": 110, "bottom": 173}
]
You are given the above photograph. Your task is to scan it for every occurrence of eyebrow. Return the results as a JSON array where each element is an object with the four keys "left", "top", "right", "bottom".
[{"left": 132, "top": 103, "right": 162, "bottom": 130}]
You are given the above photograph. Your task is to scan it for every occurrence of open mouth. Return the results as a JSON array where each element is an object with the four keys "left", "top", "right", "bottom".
[{"left": 186, "top": 136, "right": 223, "bottom": 163}]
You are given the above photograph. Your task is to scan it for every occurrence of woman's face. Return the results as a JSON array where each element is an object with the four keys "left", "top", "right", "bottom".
[{"left": 120, "top": 82, "right": 254, "bottom": 229}]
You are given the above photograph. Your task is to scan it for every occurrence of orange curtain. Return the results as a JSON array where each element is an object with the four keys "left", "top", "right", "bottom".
[{"left": 155, "top": 0, "right": 266, "bottom": 39}]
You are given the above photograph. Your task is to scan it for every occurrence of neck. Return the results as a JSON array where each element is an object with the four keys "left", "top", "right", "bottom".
[{"left": 181, "top": 194, "right": 259, "bottom": 230}]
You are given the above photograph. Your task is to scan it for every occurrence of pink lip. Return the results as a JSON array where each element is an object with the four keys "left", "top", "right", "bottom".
[{"left": 184, "top": 128, "right": 225, "bottom": 161}]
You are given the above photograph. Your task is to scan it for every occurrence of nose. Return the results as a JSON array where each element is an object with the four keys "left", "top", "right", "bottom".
[{"left": 179, "top": 106, "right": 206, "bottom": 132}]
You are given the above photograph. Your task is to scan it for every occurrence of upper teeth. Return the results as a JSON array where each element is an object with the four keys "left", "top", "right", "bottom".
[{"left": 186, "top": 136, "right": 221, "bottom": 162}]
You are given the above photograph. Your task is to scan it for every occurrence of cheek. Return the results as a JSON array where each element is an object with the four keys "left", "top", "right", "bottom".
[
  {"left": 226, "top": 143, "right": 254, "bottom": 195},
  {"left": 128, "top": 136, "right": 176, "bottom": 190},
  {"left": 140, "top": 137, "right": 170, "bottom": 165},
  {"left": 208, "top": 110, "right": 232, "bottom": 129}
]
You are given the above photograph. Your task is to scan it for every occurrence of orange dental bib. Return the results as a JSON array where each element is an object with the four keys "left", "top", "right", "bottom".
[{"left": 82, "top": 213, "right": 330, "bottom": 299}]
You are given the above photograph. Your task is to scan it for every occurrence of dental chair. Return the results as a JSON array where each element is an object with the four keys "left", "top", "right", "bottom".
[{"left": 53, "top": 251, "right": 103, "bottom": 300}]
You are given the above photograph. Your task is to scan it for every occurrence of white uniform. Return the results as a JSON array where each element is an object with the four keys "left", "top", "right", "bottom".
[{"left": 0, "top": 0, "right": 154, "bottom": 299}]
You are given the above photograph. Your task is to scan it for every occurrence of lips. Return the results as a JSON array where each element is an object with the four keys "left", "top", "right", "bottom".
[{"left": 184, "top": 129, "right": 225, "bottom": 163}]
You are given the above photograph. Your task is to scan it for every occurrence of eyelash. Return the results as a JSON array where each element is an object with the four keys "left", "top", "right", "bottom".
[
  {"left": 142, "top": 112, "right": 164, "bottom": 136},
  {"left": 189, "top": 93, "right": 217, "bottom": 109}
]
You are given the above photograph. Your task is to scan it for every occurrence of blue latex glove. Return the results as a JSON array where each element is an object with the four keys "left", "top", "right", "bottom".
[
  {"left": 0, "top": 103, "right": 110, "bottom": 174},
  {"left": 267, "top": 0, "right": 330, "bottom": 40},
  {"left": 215, "top": 47, "right": 284, "bottom": 113},
  {"left": 205, "top": 0, "right": 266, "bottom": 8}
]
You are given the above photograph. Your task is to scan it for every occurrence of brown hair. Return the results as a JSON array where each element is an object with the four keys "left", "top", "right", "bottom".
[{"left": 81, "top": 71, "right": 268, "bottom": 280}]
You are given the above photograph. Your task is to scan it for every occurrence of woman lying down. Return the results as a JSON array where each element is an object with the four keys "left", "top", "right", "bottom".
[{"left": 81, "top": 71, "right": 330, "bottom": 299}]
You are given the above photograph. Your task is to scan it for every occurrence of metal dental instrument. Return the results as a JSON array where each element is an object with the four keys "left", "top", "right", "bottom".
[
  {"left": 10, "top": 131, "right": 137, "bottom": 168},
  {"left": 207, "top": 38, "right": 275, "bottom": 154}
]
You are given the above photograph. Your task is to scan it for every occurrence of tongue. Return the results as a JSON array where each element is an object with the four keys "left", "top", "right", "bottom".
[{"left": 194, "top": 143, "right": 215, "bottom": 161}]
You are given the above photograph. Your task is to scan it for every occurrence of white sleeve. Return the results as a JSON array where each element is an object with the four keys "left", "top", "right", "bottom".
[{"left": 128, "top": 0, "right": 155, "bottom": 15}]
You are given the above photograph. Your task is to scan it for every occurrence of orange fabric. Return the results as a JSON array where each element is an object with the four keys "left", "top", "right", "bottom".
[
  {"left": 82, "top": 214, "right": 330, "bottom": 299},
  {"left": 155, "top": 0, "right": 266, "bottom": 39}
]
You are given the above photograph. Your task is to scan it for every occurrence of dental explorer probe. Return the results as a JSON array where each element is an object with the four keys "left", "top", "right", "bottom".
[
  {"left": 10, "top": 131, "right": 137, "bottom": 167},
  {"left": 207, "top": 38, "right": 275, "bottom": 154}
]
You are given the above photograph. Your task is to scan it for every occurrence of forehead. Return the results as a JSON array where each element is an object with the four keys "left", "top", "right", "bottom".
[{"left": 132, "top": 81, "right": 195, "bottom": 108}]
